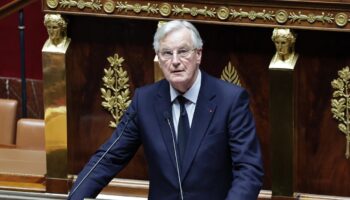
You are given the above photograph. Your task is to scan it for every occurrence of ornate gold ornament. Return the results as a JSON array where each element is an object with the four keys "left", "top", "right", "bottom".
[
  {"left": 217, "top": 6, "right": 230, "bottom": 20},
  {"left": 47, "top": 0, "right": 59, "bottom": 9},
  {"left": 59, "top": 0, "right": 102, "bottom": 10},
  {"left": 230, "top": 8, "right": 274, "bottom": 21},
  {"left": 103, "top": 0, "right": 115, "bottom": 13},
  {"left": 331, "top": 66, "right": 350, "bottom": 159},
  {"left": 289, "top": 11, "right": 333, "bottom": 24},
  {"left": 49, "top": 0, "right": 350, "bottom": 29},
  {"left": 101, "top": 54, "right": 131, "bottom": 128},
  {"left": 172, "top": 5, "right": 216, "bottom": 17},
  {"left": 116, "top": 2, "right": 158, "bottom": 14},
  {"left": 275, "top": 10, "right": 288, "bottom": 24},
  {"left": 159, "top": 3, "right": 171, "bottom": 17},
  {"left": 220, "top": 61, "right": 241, "bottom": 86},
  {"left": 335, "top": 12, "right": 348, "bottom": 27}
]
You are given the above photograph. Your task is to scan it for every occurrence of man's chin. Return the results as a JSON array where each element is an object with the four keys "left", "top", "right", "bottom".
[
  {"left": 169, "top": 79, "right": 188, "bottom": 90},
  {"left": 170, "top": 78, "right": 186, "bottom": 85},
  {"left": 169, "top": 74, "right": 186, "bottom": 82}
]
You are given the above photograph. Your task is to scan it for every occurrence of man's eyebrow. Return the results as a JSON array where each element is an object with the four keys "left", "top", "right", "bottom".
[{"left": 160, "top": 46, "right": 191, "bottom": 50}]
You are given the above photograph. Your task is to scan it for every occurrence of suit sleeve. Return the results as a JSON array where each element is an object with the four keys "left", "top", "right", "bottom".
[
  {"left": 225, "top": 89, "right": 264, "bottom": 200},
  {"left": 68, "top": 89, "right": 141, "bottom": 200}
]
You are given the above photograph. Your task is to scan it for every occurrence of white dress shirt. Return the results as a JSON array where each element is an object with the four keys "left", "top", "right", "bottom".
[{"left": 169, "top": 70, "right": 201, "bottom": 138}]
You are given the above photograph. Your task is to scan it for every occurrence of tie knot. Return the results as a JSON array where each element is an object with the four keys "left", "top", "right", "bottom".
[{"left": 177, "top": 95, "right": 188, "bottom": 105}]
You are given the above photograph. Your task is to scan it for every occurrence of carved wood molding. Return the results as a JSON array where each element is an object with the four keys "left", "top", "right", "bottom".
[
  {"left": 42, "top": 0, "right": 350, "bottom": 31},
  {"left": 1, "top": 0, "right": 38, "bottom": 20}
]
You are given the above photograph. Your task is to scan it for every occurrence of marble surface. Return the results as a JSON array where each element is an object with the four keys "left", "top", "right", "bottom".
[{"left": 0, "top": 77, "right": 44, "bottom": 119}]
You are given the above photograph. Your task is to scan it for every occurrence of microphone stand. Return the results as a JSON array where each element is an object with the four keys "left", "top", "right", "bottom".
[{"left": 164, "top": 112, "right": 184, "bottom": 200}]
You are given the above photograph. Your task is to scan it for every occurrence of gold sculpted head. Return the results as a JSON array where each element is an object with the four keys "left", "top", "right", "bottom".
[
  {"left": 269, "top": 28, "right": 298, "bottom": 70},
  {"left": 44, "top": 14, "right": 68, "bottom": 46},
  {"left": 271, "top": 28, "right": 296, "bottom": 61}
]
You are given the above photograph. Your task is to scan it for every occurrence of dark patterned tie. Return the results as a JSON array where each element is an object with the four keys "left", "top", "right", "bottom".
[{"left": 177, "top": 95, "right": 190, "bottom": 164}]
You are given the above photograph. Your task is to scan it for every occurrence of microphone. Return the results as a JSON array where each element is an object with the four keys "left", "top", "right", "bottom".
[
  {"left": 163, "top": 111, "right": 184, "bottom": 200},
  {"left": 69, "top": 111, "right": 137, "bottom": 199}
]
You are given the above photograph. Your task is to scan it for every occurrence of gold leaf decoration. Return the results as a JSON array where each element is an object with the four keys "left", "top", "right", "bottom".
[
  {"left": 220, "top": 61, "right": 241, "bottom": 86},
  {"left": 49, "top": 0, "right": 348, "bottom": 29},
  {"left": 116, "top": 2, "right": 158, "bottom": 14},
  {"left": 230, "top": 8, "right": 274, "bottom": 21},
  {"left": 101, "top": 53, "right": 131, "bottom": 128},
  {"left": 172, "top": 4, "right": 216, "bottom": 17},
  {"left": 331, "top": 66, "right": 350, "bottom": 159},
  {"left": 289, "top": 11, "right": 333, "bottom": 24},
  {"left": 59, "top": 0, "right": 102, "bottom": 10}
]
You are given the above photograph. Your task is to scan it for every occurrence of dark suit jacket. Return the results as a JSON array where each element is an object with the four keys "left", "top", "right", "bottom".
[{"left": 69, "top": 71, "right": 264, "bottom": 200}]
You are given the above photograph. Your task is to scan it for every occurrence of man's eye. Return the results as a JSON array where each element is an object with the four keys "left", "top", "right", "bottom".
[
  {"left": 163, "top": 51, "right": 172, "bottom": 56},
  {"left": 178, "top": 50, "right": 188, "bottom": 55}
]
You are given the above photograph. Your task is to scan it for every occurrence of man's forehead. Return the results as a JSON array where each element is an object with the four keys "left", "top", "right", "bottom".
[
  {"left": 159, "top": 28, "right": 193, "bottom": 49},
  {"left": 159, "top": 42, "right": 192, "bottom": 50}
]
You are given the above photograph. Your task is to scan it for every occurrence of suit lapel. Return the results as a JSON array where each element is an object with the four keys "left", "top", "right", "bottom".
[
  {"left": 154, "top": 80, "right": 178, "bottom": 168},
  {"left": 181, "top": 73, "right": 217, "bottom": 180}
]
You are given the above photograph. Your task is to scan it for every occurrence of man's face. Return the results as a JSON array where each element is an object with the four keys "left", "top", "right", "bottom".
[
  {"left": 157, "top": 28, "right": 202, "bottom": 93},
  {"left": 274, "top": 36, "right": 291, "bottom": 57}
]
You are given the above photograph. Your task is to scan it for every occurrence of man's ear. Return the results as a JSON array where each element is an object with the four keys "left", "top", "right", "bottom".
[{"left": 196, "top": 49, "right": 202, "bottom": 64}]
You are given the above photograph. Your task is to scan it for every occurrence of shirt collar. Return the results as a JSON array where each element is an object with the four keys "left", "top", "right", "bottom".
[{"left": 170, "top": 70, "right": 201, "bottom": 104}]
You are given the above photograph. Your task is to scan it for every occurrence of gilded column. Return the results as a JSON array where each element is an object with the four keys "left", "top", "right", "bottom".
[
  {"left": 42, "top": 13, "right": 71, "bottom": 193},
  {"left": 269, "top": 28, "right": 298, "bottom": 199}
]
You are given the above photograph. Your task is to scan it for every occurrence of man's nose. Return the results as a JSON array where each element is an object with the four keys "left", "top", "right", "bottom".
[{"left": 171, "top": 53, "right": 180, "bottom": 66}]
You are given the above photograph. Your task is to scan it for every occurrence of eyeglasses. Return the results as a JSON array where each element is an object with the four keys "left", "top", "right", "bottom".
[{"left": 158, "top": 48, "right": 196, "bottom": 60}]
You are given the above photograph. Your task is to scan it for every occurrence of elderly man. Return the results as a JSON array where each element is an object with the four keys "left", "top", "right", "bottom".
[{"left": 69, "top": 20, "right": 264, "bottom": 200}]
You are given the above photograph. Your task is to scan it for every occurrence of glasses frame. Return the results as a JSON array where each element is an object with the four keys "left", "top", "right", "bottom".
[{"left": 157, "top": 48, "right": 197, "bottom": 60}]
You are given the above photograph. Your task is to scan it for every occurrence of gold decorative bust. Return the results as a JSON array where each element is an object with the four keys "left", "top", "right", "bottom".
[
  {"left": 269, "top": 28, "right": 298, "bottom": 70},
  {"left": 42, "top": 14, "right": 70, "bottom": 53}
]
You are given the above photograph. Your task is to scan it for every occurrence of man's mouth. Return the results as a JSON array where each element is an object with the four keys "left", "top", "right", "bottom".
[{"left": 172, "top": 69, "right": 184, "bottom": 73}]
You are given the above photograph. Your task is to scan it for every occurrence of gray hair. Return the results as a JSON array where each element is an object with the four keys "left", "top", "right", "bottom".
[{"left": 153, "top": 20, "right": 203, "bottom": 52}]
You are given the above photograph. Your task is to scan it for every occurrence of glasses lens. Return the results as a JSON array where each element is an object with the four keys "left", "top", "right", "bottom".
[{"left": 159, "top": 49, "right": 194, "bottom": 60}]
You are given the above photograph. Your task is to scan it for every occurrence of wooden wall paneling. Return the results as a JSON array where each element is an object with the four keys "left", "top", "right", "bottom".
[
  {"left": 295, "top": 30, "right": 350, "bottom": 197},
  {"left": 66, "top": 17, "right": 156, "bottom": 180}
]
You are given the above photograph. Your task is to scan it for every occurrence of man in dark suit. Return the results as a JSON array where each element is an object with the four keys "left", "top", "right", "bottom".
[{"left": 69, "top": 20, "right": 264, "bottom": 200}]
